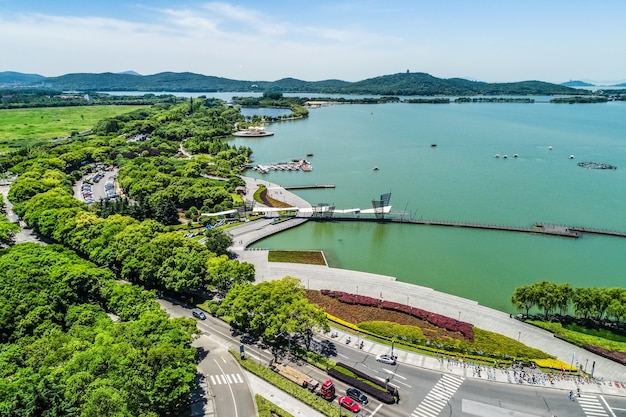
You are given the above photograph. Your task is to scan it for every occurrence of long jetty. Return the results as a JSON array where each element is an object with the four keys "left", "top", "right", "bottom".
[
  {"left": 284, "top": 184, "right": 335, "bottom": 190},
  {"left": 307, "top": 215, "right": 626, "bottom": 239}
]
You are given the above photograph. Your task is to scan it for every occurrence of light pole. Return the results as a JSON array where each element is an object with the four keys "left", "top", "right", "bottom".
[
  {"left": 458, "top": 311, "right": 461, "bottom": 321},
  {"left": 518, "top": 331, "right": 521, "bottom": 342}
]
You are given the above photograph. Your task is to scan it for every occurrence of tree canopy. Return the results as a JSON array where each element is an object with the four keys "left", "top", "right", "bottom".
[
  {"left": 0, "top": 243, "right": 197, "bottom": 417},
  {"left": 511, "top": 280, "right": 626, "bottom": 322},
  {"left": 220, "top": 276, "right": 328, "bottom": 348}
]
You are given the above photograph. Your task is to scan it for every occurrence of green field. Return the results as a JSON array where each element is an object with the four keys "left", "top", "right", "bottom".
[{"left": 0, "top": 105, "right": 147, "bottom": 150}]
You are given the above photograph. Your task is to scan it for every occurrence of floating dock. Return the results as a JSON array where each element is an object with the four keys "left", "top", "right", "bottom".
[
  {"left": 308, "top": 215, "right": 626, "bottom": 239},
  {"left": 284, "top": 184, "right": 335, "bottom": 190}
]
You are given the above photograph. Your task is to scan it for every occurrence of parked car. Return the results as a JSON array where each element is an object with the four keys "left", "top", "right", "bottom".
[
  {"left": 192, "top": 308, "right": 206, "bottom": 320},
  {"left": 346, "top": 387, "right": 368, "bottom": 405},
  {"left": 337, "top": 395, "right": 360, "bottom": 413},
  {"left": 376, "top": 354, "right": 397, "bottom": 365}
]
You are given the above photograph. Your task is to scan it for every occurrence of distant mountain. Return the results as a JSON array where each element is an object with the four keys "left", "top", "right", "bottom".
[
  {"left": 117, "top": 70, "right": 142, "bottom": 76},
  {"left": 561, "top": 80, "right": 595, "bottom": 87},
  {"left": 2, "top": 70, "right": 583, "bottom": 96},
  {"left": 0, "top": 71, "right": 45, "bottom": 85},
  {"left": 329, "top": 72, "right": 581, "bottom": 96}
]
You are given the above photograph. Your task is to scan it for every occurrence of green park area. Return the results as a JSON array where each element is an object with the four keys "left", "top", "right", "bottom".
[{"left": 0, "top": 105, "right": 147, "bottom": 150}]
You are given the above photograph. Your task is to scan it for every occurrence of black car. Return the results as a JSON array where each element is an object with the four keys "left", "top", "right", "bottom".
[
  {"left": 346, "top": 387, "right": 368, "bottom": 405},
  {"left": 192, "top": 308, "right": 206, "bottom": 320}
]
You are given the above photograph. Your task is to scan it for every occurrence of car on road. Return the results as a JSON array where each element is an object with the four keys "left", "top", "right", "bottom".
[
  {"left": 192, "top": 308, "right": 206, "bottom": 320},
  {"left": 337, "top": 395, "right": 360, "bottom": 413},
  {"left": 376, "top": 354, "right": 397, "bottom": 365},
  {"left": 346, "top": 387, "right": 368, "bottom": 405}
]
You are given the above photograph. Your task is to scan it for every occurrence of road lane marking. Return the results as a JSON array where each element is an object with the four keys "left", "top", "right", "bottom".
[
  {"left": 382, "top": 368, "right": 407, "bottom": 380},
  {"left": 209, "top": 373, "right": 245, "bottom": 385},
  {"left": 213, "top": 359, "right": 239, "bottom": 417},
  {"left": 599, "top": 396, "right": 616, "bottom": 417},
  {"left": 412, "top": 374, "right": 463, "bottom": 417}
]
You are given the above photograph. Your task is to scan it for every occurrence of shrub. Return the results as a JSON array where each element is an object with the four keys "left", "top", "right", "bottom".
[{"left": 327, "top": 367, "right": 395, "bottom": 404}]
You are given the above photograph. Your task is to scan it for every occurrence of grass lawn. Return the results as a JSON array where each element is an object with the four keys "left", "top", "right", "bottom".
[
  {"left": 0, "top": 105, "right": 147, "bottom": 151},
  {"left": 268, "top": 250, "right": 327, "bottom": 265}
]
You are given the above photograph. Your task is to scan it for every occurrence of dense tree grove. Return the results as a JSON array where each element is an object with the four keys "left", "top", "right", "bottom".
[
  {"left": 2, "top": 97, "right": 258, "bottom": 295},
  {"left": 0, "top": 243, "right": 197, "bottom": 417},
  {"left": 219, "top": 277, "right": 329, "bottom": 349},
  {"left": 511, "top": 280, "right": 626, "bottom": 322},
  {"left": 0, "top": 94, "right": 298, "bottom": 416},
  {"left": 0, "top": 89, "right": 182, "bottom": 109}
]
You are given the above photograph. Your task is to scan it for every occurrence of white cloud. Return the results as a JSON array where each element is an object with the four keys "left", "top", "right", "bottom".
[{"left": 2, "top": 2, "right": 625, "bottom": 83}]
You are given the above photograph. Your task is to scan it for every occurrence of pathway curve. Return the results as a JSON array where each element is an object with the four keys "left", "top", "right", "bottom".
[{"left": 228, "top": 177, "right": 626, "bottom": 386}]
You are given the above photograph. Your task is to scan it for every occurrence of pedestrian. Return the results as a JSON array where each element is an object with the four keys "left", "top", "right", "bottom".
[
  {"left": 568, "top": 391, "right": 574, "bottom": 401},
  {"left": 577, "top": 387, "right": 581, "bottom": 397}
]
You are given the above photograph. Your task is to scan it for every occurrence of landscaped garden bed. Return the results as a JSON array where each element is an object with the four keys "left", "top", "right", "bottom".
[{"left": 306, "top": 289, "right": 554, "bottom": 364}]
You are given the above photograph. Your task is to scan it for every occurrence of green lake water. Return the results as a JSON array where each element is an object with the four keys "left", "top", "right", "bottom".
[{"left": 230, "top": 100, "right": 626, "bottom": 312}]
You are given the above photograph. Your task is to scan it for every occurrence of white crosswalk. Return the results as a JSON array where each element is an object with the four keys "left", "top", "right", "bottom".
[
  {"left": 577, "top": 395, "right": 609, "bottom": 417},
  {"left": 411, "top": 374, "right": 464, "bottom": 417},
  {"left": 209, "top": 373, "right": 245, "bottom": 385}
]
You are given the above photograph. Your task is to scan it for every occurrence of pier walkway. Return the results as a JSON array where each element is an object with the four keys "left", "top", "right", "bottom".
[{"left": 284, "top": 183, "right": 335, "bottom": 190}]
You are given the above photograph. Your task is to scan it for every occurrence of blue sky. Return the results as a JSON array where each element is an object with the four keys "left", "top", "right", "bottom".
[{"left": 1, "top": 0, "right": 624, "bottom": 83}]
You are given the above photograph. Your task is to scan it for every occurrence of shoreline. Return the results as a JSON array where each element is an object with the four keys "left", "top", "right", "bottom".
[{"left": 228, "top": 176, "right": 626, "bottom": 381}]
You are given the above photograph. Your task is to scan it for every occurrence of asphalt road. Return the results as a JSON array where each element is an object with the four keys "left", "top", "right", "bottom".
[{"left": 158, "top": 299, "right": 256, "bottom": 417}]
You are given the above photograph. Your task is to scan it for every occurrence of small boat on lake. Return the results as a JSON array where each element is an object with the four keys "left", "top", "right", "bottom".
[{"left": 373, "top": 166, "right": 379, "bottom": 171}]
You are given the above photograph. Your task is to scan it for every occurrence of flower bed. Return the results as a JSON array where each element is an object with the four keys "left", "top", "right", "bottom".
[
  {"left": 584, "top": 344, "right": 626, "bottom": 367},
  {"left": 320, "top": 289, "right": 474, "bottom": 341}
]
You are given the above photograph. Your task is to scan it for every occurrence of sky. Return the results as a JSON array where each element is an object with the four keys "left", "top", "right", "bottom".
[{"left": 1, "top": 0, "right": 625, "bottom": 84}]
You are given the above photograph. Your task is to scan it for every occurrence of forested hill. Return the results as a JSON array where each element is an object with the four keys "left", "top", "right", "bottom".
[
  {"left": 4, "top": 70, "right": 582, "bottom": 95},
  {"left": 332, "top": 72, "right": 581, "bottom": 95}
]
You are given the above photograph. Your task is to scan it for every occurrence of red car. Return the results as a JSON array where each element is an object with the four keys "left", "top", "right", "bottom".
[{"left": 337, "top": 395, "right": 360, "bottom": 413}]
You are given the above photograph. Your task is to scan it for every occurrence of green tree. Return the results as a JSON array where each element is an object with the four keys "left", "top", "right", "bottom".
[
  {"left": 203, "top": 227, "right": 233, "bottom": 256},
  {"left": 220, "top": 276, "right": 328, "bottom": 346},
  {"left": 554, "top": 283, "right": 573, "bottom": 316},
  {"left": 572, "top": 287, "right": 595, "bottom": 319},
  {"left": 510, "top": 285, "right": 537, "bottom": 317},
  {"left": 535, "top": 281, "right": 558, "bottom": 319},
  {"left": 206, "top": 255, "right": 255, "bottom": 294},
  {"left": 590, "top": 287, "right": 612, "bottom": 320},
  {"left": 0, "top": 214, "right": 19, "bottom": 246}
]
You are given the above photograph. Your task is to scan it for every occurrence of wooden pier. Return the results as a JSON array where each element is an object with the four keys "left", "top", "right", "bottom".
[
  {"left": 284, "top": 184, "right": 336, "bottom": 190},
  {"left": 308, "top": 215, "right": 626, "bottom": 239}
]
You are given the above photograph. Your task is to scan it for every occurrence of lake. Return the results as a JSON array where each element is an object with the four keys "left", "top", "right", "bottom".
[{"left": 230, "top": 100, "right": 626, "bottom": 313}]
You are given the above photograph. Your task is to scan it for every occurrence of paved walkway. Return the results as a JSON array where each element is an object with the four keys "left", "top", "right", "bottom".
[{"left": 228, "top": 177, "right": 626, "bottom": 402}]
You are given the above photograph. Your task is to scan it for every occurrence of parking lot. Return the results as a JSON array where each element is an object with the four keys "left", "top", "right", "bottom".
[{"left": 74, "top": 165, "right": 119, "bottom": 204}]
